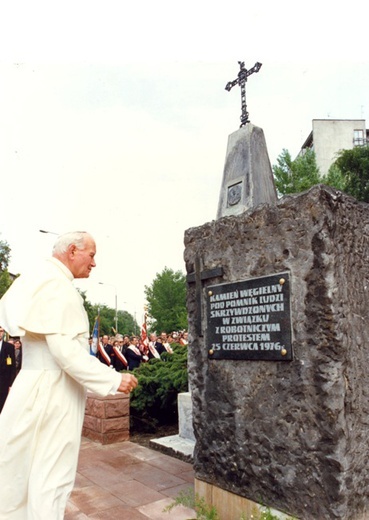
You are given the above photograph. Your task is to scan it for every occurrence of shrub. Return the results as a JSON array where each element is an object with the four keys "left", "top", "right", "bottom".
[{"left": 130, "top": 344, "right": 188, "bottom": 432}]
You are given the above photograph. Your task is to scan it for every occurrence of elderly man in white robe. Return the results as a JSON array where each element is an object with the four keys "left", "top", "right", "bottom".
[{"left": 0, "top": 231, "right": 138, "bottom": 520}]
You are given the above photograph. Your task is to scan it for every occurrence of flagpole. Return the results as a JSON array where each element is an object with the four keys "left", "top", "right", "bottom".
[
  {"left": 141, "top": 305, "right": 149, "bottom": 359},
  {"left": 98, "top": 306, "right": 100, "bottom": 341},
  {"left": 90, "top": 307, "right": 101, "bottom": 356}
]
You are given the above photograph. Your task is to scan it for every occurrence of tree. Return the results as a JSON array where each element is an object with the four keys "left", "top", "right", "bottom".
[
  {"left": 0, "top": 239, "right": 14, "bottom": 298},
  {"left": 79, "top": 292, "right": 138, "bottom": 336},
  {"left": 321, "top": 163, "right": 346, "bottom": 192},
  {"left": 145, "top": 267, "right": 187, "bottom": 333},
  {"left": 330, "top": 145, "right": 369, "bottom": 202},
  {"left": 0, "top": 269, "right": 13, "bottom": 299},
  {"left": 79, "top": 290, "right": 95, "bottom": 327},
  {"left": 273, "top": 145, "right": 369, "bottom": 202},
  {"left": 273, "top": 148, "right": 320, "bottom": 196},
  {"left": 94, "top": 305, "right": 138, "bottom": 336},
  {"left": 0, "top": 239, "right": 11, "bottom": 272}
]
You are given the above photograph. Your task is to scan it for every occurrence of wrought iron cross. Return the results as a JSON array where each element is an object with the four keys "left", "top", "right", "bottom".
[
  {"left": 187, "top": 256, "right": 224, "bottom": 337},
  {"left": 225, "top": 61, "right": 262, "bottom": 127}
]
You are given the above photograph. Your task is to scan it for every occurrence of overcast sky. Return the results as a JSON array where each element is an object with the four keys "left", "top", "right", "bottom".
[{"left": 1, "top": 0, "right": 368, "bottom": 325}]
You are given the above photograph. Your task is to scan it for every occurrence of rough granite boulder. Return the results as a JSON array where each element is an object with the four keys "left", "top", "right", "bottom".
[{"left": 184, "top": 185, "right": 369, "bottom": 520}]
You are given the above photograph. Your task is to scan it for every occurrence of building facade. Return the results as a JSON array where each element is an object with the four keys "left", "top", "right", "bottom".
[{"left": 300, "top": 119, "right": 368, "bottom": 177}]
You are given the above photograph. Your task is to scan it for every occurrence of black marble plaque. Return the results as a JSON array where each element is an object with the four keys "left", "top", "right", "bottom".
[{"left": 206, "top": 272, "right": 292, "bottom": 361}]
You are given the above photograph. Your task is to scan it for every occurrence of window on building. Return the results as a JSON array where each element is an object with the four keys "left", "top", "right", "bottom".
[{"left": 353, "top": 129, "right": 364, "bottom": 146}]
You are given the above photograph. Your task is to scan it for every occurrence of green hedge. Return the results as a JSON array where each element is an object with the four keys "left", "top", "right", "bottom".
[{"left": 129, "top": 344, "right": 189, "bottom": 432}]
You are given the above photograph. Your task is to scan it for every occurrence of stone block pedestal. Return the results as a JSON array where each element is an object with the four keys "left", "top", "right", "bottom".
[
  {"left": 150, "top": 391, "right": 195, "bottom": 462},
  {"left": 185, "top": 186, "right": 369, "bottom": 519},
  {"left": 178, "top": 392, "right": 195, "bottom": 442},
  {"left": 82, "top": 392, "right": 130, "bottom": 445}
]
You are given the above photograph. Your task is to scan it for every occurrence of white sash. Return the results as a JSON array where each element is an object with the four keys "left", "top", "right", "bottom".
[
  {"left": 98, "top": 343, "right": 111, "bottom": 365},
  {"left": 163, "top": 342, "right": 173, "bottom": 354},
  {"left": 148, "top": 343, "right": 160, "bottom": 359},
  {"left": 128, "top": 345, "right": 141, "bottom": 356},
  {"left": 113, "top": 346, "right": 128, "bottom": 367}
]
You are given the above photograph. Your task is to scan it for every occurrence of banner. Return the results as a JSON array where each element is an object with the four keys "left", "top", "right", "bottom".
[
  {"left": 141, "top": 320, "right": 149, "bottom": 349},
  {"left": 90, "top": 316, "right": 99, "bottom": 356}
]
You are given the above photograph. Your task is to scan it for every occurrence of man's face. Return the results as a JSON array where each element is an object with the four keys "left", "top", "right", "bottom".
[
  {"left": 71, "top": 236, "right": 96, "bottom": 278},
  {"left": 102, "top": 335, "right": 109, "bottom": 345}
]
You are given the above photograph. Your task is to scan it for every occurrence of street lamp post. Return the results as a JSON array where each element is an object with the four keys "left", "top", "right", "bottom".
[
  {"left": 39, "top": 230, "right": 59, "bottom": 235},
  {"left": 99, "top": 282, "right": 118, "bottom": 333}
]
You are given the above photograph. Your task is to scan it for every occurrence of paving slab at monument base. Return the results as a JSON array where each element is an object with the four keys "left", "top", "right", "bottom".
[{"left": 150, "top": 434, "right": 195, "bottom": 463}]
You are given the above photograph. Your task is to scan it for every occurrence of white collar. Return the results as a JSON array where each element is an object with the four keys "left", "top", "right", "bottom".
[{"left": 48, "top": 257, "right": 74, "bottom": 281}]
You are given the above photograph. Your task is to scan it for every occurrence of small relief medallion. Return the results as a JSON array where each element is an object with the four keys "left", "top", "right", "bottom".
[{"left": 227, "top": 182, "right": 242, "bottom": 206}]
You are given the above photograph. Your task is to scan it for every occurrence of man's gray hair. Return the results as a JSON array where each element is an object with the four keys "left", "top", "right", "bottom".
[{"left": 52, "top": 231, "right": 89, "bottom": 255}]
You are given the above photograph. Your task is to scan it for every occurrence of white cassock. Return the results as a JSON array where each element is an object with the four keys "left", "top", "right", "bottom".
[{"left": 0, "top": 258, "right": 122, "bottom": 520}]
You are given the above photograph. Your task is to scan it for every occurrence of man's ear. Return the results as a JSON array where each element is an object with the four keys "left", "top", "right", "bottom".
[{"left": 68, "top": 244, "right": 77, "bottom": 258}]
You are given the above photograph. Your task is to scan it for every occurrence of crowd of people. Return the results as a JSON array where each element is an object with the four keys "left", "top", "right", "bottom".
[
  {"left": 1, "top": 326, "right": 189, "bottom": 411},
  {"left": 92, "top": 329, "right": 189, "bottom": 372},
  {"left": 1, "top": 324, "right": 189, "bottom": 412}
]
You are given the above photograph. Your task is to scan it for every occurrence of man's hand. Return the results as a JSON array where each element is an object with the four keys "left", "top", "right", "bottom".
[{"left": 118, "top": 373, "right": 138, "bottom": 394}]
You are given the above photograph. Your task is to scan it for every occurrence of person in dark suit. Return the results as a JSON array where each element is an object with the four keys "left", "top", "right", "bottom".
[
  {"left": 97, "top": 335, "right": 114, "bottom": 367},
  {"left": 0, "top": 326, "right": 16, "bottom": 412},
  {"left": 125, "top": 336, "right": 143, "bottom": 371},
  {"left": 11, "top": 337, "right": 22, "bottom": 376},
  {"left": 154, "top": 336, "right": 166, "bottom": 356},
  {"left": 148, "top": 333, "right": 161, "bottom": 360},
  {"left": 112, "top": 336, "right": 128, "bottom": 371}
]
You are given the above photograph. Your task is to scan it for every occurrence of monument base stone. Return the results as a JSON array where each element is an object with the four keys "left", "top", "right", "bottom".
[
  {"left": 185, "top": 185, "right": 369, "bottom": 519},
  {"left": 195, "top": 479, "right": 290, "bottom": 520}
]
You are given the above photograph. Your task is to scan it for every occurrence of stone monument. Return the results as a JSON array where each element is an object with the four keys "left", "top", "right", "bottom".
[
  {"left": 184, "top": 62, "right": 369, "bottom": 519},
  {"left": 217, "top": 61, "right": 277, "bottom": 219},
  {"left": 186, "top": 185, "right": 369, "bottom": 520}
]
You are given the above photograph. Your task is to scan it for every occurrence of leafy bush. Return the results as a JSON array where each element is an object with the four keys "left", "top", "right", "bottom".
[{"left": 130, "top": 344, "right": 188, "bottom": 432}]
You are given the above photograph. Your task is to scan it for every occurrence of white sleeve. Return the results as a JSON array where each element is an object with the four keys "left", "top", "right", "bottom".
[{"left": 45, "top": 333, "right": 122, "bottom": 396}]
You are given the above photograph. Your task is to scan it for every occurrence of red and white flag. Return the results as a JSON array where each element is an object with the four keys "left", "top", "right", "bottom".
[
  {"left": 140, "top": 314, "right": 150, "bottom": 361},
  {"left": 141, "top": 320, "right": 149, "bottom": 350}
]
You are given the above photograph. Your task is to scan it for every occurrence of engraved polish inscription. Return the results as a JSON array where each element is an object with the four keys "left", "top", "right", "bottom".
[{"left": 207, "top": 272, "right": 292, "bottom": 361}]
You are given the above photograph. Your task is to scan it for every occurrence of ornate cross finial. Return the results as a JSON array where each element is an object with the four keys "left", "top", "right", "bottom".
[{"left": 225, "top": 61, "right": 262, "bottom": 127}]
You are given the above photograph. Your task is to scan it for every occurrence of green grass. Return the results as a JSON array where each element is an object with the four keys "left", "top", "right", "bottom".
[{"left": 163, "top": 489, "right": 296, "bottom": 520}]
